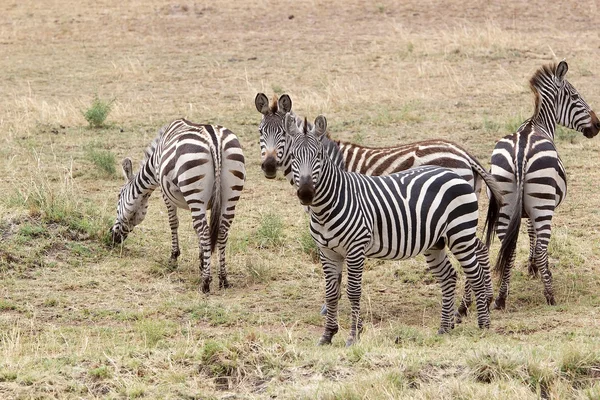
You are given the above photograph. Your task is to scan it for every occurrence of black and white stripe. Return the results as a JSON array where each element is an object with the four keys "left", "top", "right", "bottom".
[
  {"left": 487, "top": 61, "right": 599, "bottom": 309},
  {"left": 286, "top": 114, "right": 501, "bottom": 346},
  {"left": 110, "top": 119, "right": 246, "bottom": 293}
]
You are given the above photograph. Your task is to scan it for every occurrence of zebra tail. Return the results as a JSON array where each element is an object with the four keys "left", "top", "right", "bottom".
[
  {"left": 208, "top": 143, "right": 222, "bottom": 253},
  {"left": 493, "top": 182, "right": 522, "bottom": 276},
  {"left": 468, "top": 158, "right": 504, "bottom": 248}
]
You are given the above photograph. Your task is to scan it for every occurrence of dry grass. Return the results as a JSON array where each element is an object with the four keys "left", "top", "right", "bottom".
[{"left": 1, "top": 0, "right": 600, "bottom": 398}]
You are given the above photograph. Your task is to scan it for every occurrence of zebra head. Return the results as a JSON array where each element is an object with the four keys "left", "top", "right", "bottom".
[
  {"left": 110, "top": 157, "right": 151, "bottom": 244},
  {"left": 255, "top": 93, "right": 292, "bottom": 179},
  {"left": 285, "top": 113, "right": 328, "bottom": 206},
  {"left": 548, "top": 61, "right": 599, "bottom": 138}
]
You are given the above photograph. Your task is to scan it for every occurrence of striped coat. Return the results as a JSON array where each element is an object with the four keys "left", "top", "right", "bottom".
[{"left": 110, "top": 119, "right": 246, "bottom": 293}]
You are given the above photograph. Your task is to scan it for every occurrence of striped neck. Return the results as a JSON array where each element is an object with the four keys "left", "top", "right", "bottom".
[
  {"left": 307, "top": 146, "right": 347, "bottom": 219},
  {"left": 130, "top": 152, "right": 160, "bottom": 199},
  {"left": 530, "top": 69, "right": 559, "bottom": 140}
]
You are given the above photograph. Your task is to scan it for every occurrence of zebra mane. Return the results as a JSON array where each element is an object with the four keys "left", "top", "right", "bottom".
[
  {"left": 143, "top": 124, "right": 168, "bottom": 162},
  {"left": 270, "top": 95, "right": 279, "bottom": 113},
  {"left": 529, "top": 63, "right": 558, "bottom": 118}
]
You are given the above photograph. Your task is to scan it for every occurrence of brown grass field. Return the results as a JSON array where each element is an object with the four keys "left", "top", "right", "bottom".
[{"left": 1, "top": 0, "right": 600, "bottom": 398}]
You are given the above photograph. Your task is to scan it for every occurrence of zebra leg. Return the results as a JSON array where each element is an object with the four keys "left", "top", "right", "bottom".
[
  {"left": 424, "top": 249, "right": 457, "bottom": 334},
  {"left": 527, "top": 219, "right": 538, "bottom": 277},
  {"left": 320, "top": 269, "right": 342, "bottom": 316},
  {"left": 451, "top": 239, "right": 490, "bottom": 329},
  {"left": 162, "top": 195, "right": 180, "bottom": 264},
  {"left": 534, "top": 238, "right": 555, "bottom": 305},
  {"left": 191, "top": 209, "right": 212, "bottom": 293},
  {"left": 492, "top": 246, "right": 516, "bottom": 310},
  {"left": 345, "top": 248, "right": 366, "bottom": 347},
  {"left": 216, "top": 214, "right": 236, "bottom": 289},
  {"left": 217, "top": 229, "right": 229, "bottom": 289},
  {"left": 456, "top": 280, "right": 472, "bottom": 324},
  {"left": 318, "top": 250, "right": 344, "bottom": 346},
  {"left": 456, "top": 238, "right": 493, "bottom": 323}
]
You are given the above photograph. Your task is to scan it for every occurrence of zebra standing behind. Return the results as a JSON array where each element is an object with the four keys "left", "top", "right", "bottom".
[
  {"left": 255, "top": 93, "right": 499, "bottom": 203},
  {"left": 487, "top": 61, "right": 599, "bottom": 310},
  {"left": 285, "top": 114, "right": 502, "bottom": 346},
  {"left": 110, "top": 119, "right": 246, "bottom": 293}
]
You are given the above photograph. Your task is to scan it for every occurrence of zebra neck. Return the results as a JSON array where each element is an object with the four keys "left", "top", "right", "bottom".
[
  {"left": 132, "top": 158, "right": 159, "bottom": 198},
  {"left": 531, "top": 87, "right": 558, "bottom": 140},
  {"left": 308, "top": 150, "right": 348, "bottom": 218}
]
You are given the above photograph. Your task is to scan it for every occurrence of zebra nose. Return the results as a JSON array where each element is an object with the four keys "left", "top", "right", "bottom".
[
  {"left": 261, "top": 156, "right": 277, "bottom": 179},
  {"left": 297, "top": 177, "right": 315, "bottom": 205}
]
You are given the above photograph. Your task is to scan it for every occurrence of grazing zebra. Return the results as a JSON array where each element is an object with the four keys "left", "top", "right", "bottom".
[
  {"left": 285, "top": 114, "right": 501, "bottom": 346},
  {"left": 487, "top": 61, "right": 599, "bottom": 310},
  {"left": 110, "top": 119, "right": 246, "bottom": 293},
  {"left": 255, "top": 93, "right": 502, "bottom": 317}
]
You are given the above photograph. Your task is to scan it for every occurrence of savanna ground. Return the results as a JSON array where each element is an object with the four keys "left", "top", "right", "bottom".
[{"left": 1, "top": 0, "right": 600, "bottom": 398}]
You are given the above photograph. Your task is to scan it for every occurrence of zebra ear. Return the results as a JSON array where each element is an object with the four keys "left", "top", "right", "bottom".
[
  {"left": 122, "top": 157, "right": 134, "bottom": 182},
  {"left": 556, "top": 61, "right": 568, "bottom": 83},
  {"left": 314, "top": 115, "right": 328, "bottom": 139},
  {"left": 278, "top": 94, "right": 292, "bottom": 113},
  {"left": 284, "top": 112, "right": 299, "bottom": 136},
  {"left": 255, "top": 93, "right": 270, "bottom": 115}
]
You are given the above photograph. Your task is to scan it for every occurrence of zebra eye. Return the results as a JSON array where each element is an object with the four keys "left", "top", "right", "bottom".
[{"left": 571, "top": 93, "right": 580, "bottom": 101}]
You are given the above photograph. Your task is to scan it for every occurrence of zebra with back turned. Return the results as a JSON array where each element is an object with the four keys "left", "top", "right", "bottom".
[
  {"left": 487, "top": 61, "right": 599, "bottom": 310},
  {"left": 110, "top": 119, "right": 246, "bottom": 293},
  {"left": 256, "top": 93, "right": 503, "bottom": 317},
  {"left": 285, "top": 114, "right": 504, "bottom": 346}
]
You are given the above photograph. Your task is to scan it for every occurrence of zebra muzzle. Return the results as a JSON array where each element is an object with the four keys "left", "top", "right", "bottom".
[
  {"left": 584, "top": 111, "right": 600, "bottom": 138},
  {"left": 109, "top": 226, "right": 128, "bottom": 245},
  {"left": 297, "top": 178, "right": 315, "bottom": 205},
  {"left": 261, "top": 156, "right": 278, "bottom": 179}
]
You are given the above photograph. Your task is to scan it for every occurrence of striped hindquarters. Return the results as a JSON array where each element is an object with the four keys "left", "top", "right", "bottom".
[{"left": 337, "top": 139, "right": 480, "bottom": 190}]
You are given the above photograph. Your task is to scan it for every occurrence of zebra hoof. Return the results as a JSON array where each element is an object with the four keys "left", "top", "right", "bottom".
[
  {"left": 201, "top": 280, "right": 211, "bottom": 294},
  {"left": 219, "top": 278, "right": 230, "bottom": 289},
  {"left": 345, "top": 337, "right": 356, "bottom": 347},
  {"left": 317, "top": 336, "right": 332, "bottom": 346},
  {"left": 455, "top": 305, "right": 468, "bottom": 324},
  {"left": 320, "top": 304, "right": 327, "bottom": 316},
  {"left": 545, "top": 294, "right": 556, "bottom": 306},
  {"left": 437, "top": 323, "right": 454, "bottom": 334},
  {"left": 527, "top": 261, "right": 538, "bottom": 278},
  {"left": 492, "top": 297, "right": 506, "bottom": 310}
]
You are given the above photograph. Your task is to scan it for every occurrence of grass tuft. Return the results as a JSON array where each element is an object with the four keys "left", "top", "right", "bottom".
[
  {"left": 83, "top": 96, "right": 114, "bottom": 128},
  {"left": 85, "top": 143, "right": 117, "bottom": 177},
  {"left": 253, "top": 213, "right": 284, "bottom": 249}
]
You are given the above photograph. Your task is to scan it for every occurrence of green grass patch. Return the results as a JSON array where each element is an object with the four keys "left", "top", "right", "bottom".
[
  {"left": 253, "top": 212, "right": 284, "bottom": 249},
  {"left": 83, "top": 96, "right": 114, "bottom": 128},
  {"left": 85, "top": 143, "right": 117, "bottom": 177}
]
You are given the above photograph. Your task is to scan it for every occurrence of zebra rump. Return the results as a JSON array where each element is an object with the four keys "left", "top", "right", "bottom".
[{"left": 110, "top": 119, "right": 246, "bottom": 293}]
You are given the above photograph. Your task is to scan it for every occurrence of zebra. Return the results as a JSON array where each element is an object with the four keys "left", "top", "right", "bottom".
[
  {"left": 110, "top": 119, "right": 246, "bottom": 293},
  {"left": 255, "top": 93, "right": 499, "bottom": 202},
  {"left": 255, "top": 92, "right": 503, "bottom": 318},
  {"left": 285, "top": 114, "right": 504, "bottom": 346},
  {"left": 486, "top": 61, "right": 600, "bottom": 310}
]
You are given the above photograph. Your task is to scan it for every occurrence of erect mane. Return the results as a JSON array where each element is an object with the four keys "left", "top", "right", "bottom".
[
  {"left": 529, "top": 63, "right": 558, "bottom": 118},
  {"left": 144, "top": 124, "right": 167, "bottom": 162},
  {"left": 270, "top": 95, "right": 278, "bottom": 113}
]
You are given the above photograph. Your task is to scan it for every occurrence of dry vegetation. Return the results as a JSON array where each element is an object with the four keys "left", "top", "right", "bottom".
[{"left": 1, "top": 0, "right": 600, "bottom": 398}]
